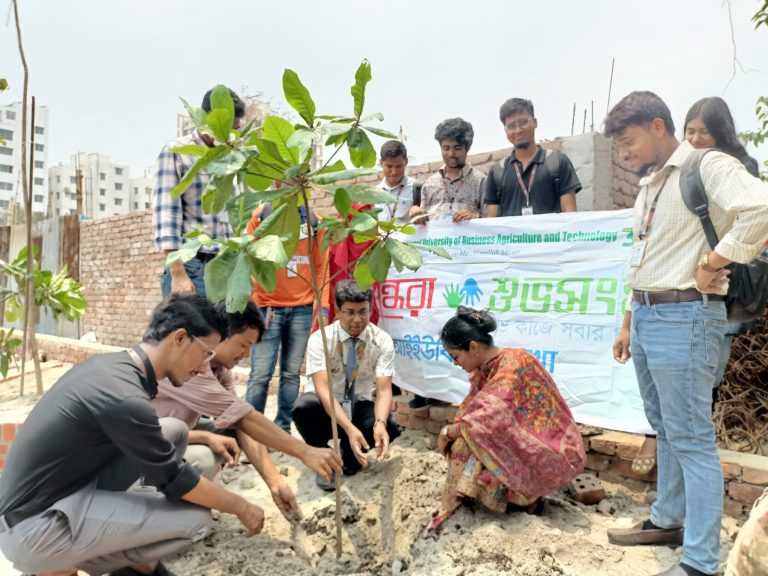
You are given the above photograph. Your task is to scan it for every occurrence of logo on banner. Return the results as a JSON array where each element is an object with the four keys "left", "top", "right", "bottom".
[{"left": 442, "top": 277, "right": 483, "bottom": 309}]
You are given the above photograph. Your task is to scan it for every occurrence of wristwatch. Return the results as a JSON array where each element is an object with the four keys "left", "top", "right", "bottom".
[
  {"left": 441, "top": 426, "right": 450, "bottom": 439},
  {"left": 698, "top": 253, "right": 722, "bottom": 273}
]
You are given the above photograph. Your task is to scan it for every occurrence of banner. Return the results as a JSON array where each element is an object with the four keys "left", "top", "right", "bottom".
[{"left": 377, "top": 210, "right": 651, "bottom": 434}]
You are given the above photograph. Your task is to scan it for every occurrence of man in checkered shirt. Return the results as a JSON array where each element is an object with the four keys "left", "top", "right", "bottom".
[{"left": 152, "top": 87, "right": 246, "bottom": 296}]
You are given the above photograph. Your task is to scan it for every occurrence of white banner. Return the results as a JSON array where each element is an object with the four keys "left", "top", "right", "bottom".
[{"left": 377, "top": 210, "right": 651, "bottom": 434}]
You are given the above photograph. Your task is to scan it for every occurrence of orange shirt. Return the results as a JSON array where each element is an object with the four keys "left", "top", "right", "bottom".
[{"left": 246, "top": 210, "right": 330, "bottom": 309}]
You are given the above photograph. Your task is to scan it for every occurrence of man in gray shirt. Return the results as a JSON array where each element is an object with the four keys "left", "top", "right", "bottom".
[{"left": 0, "top": 294, "right": 315, "bottom": 576}]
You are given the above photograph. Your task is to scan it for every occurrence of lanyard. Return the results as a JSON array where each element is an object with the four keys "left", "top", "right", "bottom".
[
  {"left": 383, "top": 181, "right": 406, "bottom": 219},
  {"left": 441, "top": 175, "right": 465, "bottom": 212},
  {"left": 128, "top": 345, "right": 158, "bottom": 399},
  {"left": 513, "top": 161, "right": 539, "bottom": 207},
  {"left": 638, "top": 172, "right": 671, "bottom": 240},
  {"left": 336, "top": 333, "right": 366, "bottom": 400}
]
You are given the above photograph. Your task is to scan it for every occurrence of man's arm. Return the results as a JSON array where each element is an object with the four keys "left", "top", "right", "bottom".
[
  {"left": 612, "top": 311, "right": 632, "bottom": 363},
  {"left": 559, "top": 192, "right": 577, "bottom": 212},
  {"left": 484, "top": 204, "right": 499, "bottom": 218},
  {"left": 372, "top": 375, "right": 393, "bottom": 461},
  {"left": 180, "top": 475, "right": 264, "bottom": 535}
]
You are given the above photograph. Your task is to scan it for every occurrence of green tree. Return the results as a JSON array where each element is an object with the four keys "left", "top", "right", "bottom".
[{"left": 169, "top": 61, "right": 449, "bottom": 557}]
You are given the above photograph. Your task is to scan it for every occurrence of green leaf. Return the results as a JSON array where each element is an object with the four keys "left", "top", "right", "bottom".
[
  {"left": 249, "top": 259, "right": 278, "bottom": 293},
  {"left": 349, "top": 212, "right": 378, "bottom": 234},
  {"left": 204, "top": 248, "right": 237, "bottom": 302},
  {"left": 207, "top": 150, "right": 247, "bottom": 177},
  {"left": 206, "top": 109, "right": 233, "bottom": 143},
  {"left": 384, "top": 237, "right": 422, "bottom": 270},
  {"left": 170, "top": 144, "right": 210, "bottom": 157},
  {"left": 165, "top": 239, "right": 203, "bottom": 266},
  {"left": 353, "top": 260, "right": 375, "bottom": 290},
  {"left": 360, "top": 112, "right": 384, "bottom": 123},
  {"left": 334, "top": 188, "right": 352, "bottom": 217},
  {"left": 411, "top": 243, "right": 452, "bottom": 260},
  {"left": 262, "top": 116, "right": 299, "bottom": 164},
  {"left": 4, "top": 296, "right": 19, "bottom": 323},
  {"left": 180, "top": 97, "right": 209, "bottom": 131},
  {"left": 345, "top": 184, "right": 396, "bottom": 205},
  {"left": 248, "top": 235, "right": 289, "bottom": 267},
  {"left": 317, "top": 122, "right": 352, "bottom": 137},
  {"left": 210, "top": 84, "right": 235, "bottom": 124},
  {"left": 272, "top": 198, "right": 301, "bottom": 259},
  {"left": 170, "top": 146, "right": 228, "bottom": 199},
  {"left": 282, "top": 69, "right": 316, "bottom": 126},
  {"left": 286, "top": 129, "right": 314, "bottom": 163},
  {"left": 368, "top": 242, "right": 391, "bottom": 282},
  {"left": 325, "top": 133, "right": 347, "bottom": 147},
  {"left": 363, "top": 126, "right": 400, "bottom": 139},
  {"left": 202, "top": 174, "right": 235, "bottom": 215},
  {"left": 347, "top": 127, "right": 377, "bottom": 167},
  {"left": 226, "top": 252, "right": 253, "bottom": 313},
  {"left": 351, "top": 59, "right": 372, "bottom": 119},
  {"left": 311, "top": 167, "right": 378, "bottom": 185}
]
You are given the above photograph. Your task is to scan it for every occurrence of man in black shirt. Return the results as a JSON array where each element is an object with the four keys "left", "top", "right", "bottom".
[
  {"left": 485, "top": 98, "right": 581, "bottom": 217},
  {"left": 0, "top": 294, "right": 341, "bottom": 576}
]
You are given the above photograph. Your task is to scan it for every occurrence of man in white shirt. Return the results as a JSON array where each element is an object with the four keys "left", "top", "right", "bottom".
[
  {"left": 292, "top": 280, "right": 401, "bottom": 491},
  {"left": 377, "top": 140, "right": 417, "bottom": 225}
]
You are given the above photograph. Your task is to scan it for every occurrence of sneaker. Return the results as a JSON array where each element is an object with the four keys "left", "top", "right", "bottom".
[{"left": 315, "top": 471, "right": 337, "bottom": 492}]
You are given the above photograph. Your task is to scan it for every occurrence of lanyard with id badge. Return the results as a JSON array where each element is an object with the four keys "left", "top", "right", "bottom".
[
  {"left": 337, "top": 335, "right": 365, "bottom": 420},
  {"left": 632, "top": 174, "right": 671, "bottom": 267},
  {"left": 513, "top": 161, "right": 539, "bottom": 216}
]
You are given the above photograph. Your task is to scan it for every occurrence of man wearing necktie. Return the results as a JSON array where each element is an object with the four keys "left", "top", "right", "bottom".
[{"left": 292, "top": 280, "right": 402, "bottom": 491}]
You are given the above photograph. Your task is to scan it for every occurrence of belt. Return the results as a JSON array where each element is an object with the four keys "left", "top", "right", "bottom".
[
  {"left": 194, "top": 251, "right": 218, "bottom": 263},
  {"left": 632, "top": 289, "right": 725, "bottom": 305}
]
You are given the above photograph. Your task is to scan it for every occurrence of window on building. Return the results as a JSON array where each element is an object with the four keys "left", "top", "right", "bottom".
[
  {"left": 115, "top": 182, "right": 123, "bottom": 191},
  {"left": 0, "top": 182, "right": 12, "bottom": 191},
  {"left": 0, "top": 147, "right": 11, "bottom": 156},
  {"left": 115, "top": 167, "right": 123, "bottom": 176},
  {"left": 0, "top": 164, "right": 12, "bottom": 174},
  {"left": 34, "top": 160, "right": 44, "bottom": 169},
  {"left": 145, "top": 187, "right": 151, "bottom": 194},
  {"left": 33, "top": 177, "right": 43, "bottom": 186},
  {"left": 99, "top": 173, "right": 105, "bottom": 181},
  {"left": 33, "top": 194, "right": 43, "bottom": 203},
  {"left": 114, "top": 197, "right": 123, "bottom": 206},
  {"left": 133, "top": 187, "right": 138, "bottom": 194},
  {"left": 0, "top": 129, "right": 13, "bottom": 141},
  {"left": 5, "top": 111, "right": 15, "bottom": 121},
  {"left": 56, "top": 192, "right": 60, "bottom": 199},
  {"left": 56, "top": 175, "right": 61, "bottom": 184},
  {"left": 34, "top": 126, "right": 45, "bottom": 135},
  {"left": 0, "top": 199, "right": 8, "bottom": 208},
  {"left": 99, "top": 203, "right": 106, "bottom": 212},
  {"left": 55, "top": 208, "right": 60, "bottom": 216},
  {"left": 133, "top": 202, "right": 138, "bottom": 210},
  {"left": 34, "top": 143, "right": 43, "bottom": 152},
  {"left": 99, "top": 188, "right": 106, "bottom": 196},
  {"left": 145, "top": 202, "right": 150, "bottom": 209},
  {"left": 70, "top": 176, "right": 76, "bottom": 184}
]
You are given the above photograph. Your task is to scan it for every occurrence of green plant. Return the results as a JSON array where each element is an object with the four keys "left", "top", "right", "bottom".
[
  {"left": 740, "top": 96, "right": 768, "bottom": 180},
  {"left": 169, "top": 61, "right": 449, "bottom": 557},
  {"left": 0, "top": 245, "right": 87, "bottom": 379}
]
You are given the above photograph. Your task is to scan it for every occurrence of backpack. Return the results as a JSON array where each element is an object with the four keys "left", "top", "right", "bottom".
[
  {"left": 492, "top": 147, "right": 562, "bottom": 195},
  {"left": 680, "top": 148, "right": 768, "bottom": 323}
]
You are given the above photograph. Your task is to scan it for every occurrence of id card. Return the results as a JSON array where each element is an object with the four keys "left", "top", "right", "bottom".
[
  {"left": 630, "top": 241, "right": 647, "bottom": 267},
  {"left": 521, "top": 206, "right": 534, "bottom": 216},
  {"left": 341, "top": 399, "right": 353, "bottom": 420}
]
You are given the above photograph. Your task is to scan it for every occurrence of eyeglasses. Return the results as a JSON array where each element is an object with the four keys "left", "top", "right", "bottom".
[
  {"left": 504, "top": 117, "right": 534, "bottom": 132},
  {"left": 339, "top": 308, "right": 370, "bottom": 319},
  {"left": 190, "top": 335, "right": 217, "bottom": 361}
]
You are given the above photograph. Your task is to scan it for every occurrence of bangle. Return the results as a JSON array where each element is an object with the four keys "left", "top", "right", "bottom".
[{"left": 374, "top": 418, "right": 387, "bottom": 427}]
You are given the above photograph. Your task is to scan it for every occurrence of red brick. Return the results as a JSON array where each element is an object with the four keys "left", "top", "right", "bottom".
[
  {"left": 0, "top": 444, "right": 7, "bottom": 455},
  {"left": 424, "top": 419, "right": 443, "bottom": 434},
  {"left": 590, "top": 438, "right": 617, "bottom": 456},
  {"left": 608, "top": 458, "right": 657, "bottom": 481},
  {"left": 721, "top": 461, "right": 742, "bottom": 481},
  {"left": 406, "top": 415, "right": 426, "bottom": 430},
  {"left": 728, "top": 482, "right": 766, "bottom": 505},
  {"left": 585, "top": 453, "right": 611, "bottom": 472},
  {"left": 722, "top": 495, "right": 746, "bottom": 519},
  {"left": 428, "top": 406, "right": 447, "bottom": 423},
  {"left": 0, "top": 458, "right": 5, "bottom": 470},
  {"left": 410, "top": 405, "right": 430, "bottom": 418},
  {"left": 394, "top": 413, "right": 408, "bottom": 428},
  {"left": 395, "top": 401, "right": 409, "bottom": 415},
  {"left": 2, "top": 424, "right": 16, "bottom": 443},
  {"left": 742, "top": 467, "right": 768, "bottom": 486}
]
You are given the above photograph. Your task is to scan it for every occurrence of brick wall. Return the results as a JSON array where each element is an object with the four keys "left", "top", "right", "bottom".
[{"left": 79, "top": 210, "right": 165, "bottom": 347}]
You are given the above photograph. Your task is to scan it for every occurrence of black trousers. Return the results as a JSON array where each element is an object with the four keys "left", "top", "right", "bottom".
[{"left": 292, "top": 392, "right": 401, "bottom": 473}]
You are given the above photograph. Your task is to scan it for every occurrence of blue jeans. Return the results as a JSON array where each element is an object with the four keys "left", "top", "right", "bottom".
[
  {"left": 161, "top": 258, "right": 206, "bottom": 297},
  {"left": 630, "top": 299, "right": 727, "bottom": 574},
  {"left": 246, "top": 305, "right": 312, "bottom": 432}
]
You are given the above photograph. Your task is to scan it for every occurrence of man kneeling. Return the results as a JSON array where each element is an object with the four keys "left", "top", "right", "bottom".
[
  {"left": 152, "top": 301, "right": 342, "bottom": 519},
  {"left": 292, "top": 280, "right": 401, "bottom": 491},
  {"left": 0, "top": 294, "right": 265, "bottom": 576}
]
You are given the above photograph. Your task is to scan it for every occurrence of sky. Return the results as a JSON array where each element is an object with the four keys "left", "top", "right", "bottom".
[{"left": 1, "top": 0, "right": 767, "bottom": 175}]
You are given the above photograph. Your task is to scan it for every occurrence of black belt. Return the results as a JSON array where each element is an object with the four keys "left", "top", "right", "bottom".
[
  {"left": 632, "top": 289, "right": 725, "bottom": 305},
  {"left": 194, "top": 251, "right": 218, "bottom": 263}
]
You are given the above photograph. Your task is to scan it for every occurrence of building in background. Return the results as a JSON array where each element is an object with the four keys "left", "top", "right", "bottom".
[
  {"left": 129, "top": 166, "right": 154, "bottom": 212},
  {"left": 0, "top": 102, "right": 49, "bottom": 222},
  {"left": 49, "top": 153, "right": 130, "bottom": 218}
]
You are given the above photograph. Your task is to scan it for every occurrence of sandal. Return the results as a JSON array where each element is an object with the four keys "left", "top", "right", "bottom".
[{"left": 631, "top": 436, "right": 657, "bottom": 475}]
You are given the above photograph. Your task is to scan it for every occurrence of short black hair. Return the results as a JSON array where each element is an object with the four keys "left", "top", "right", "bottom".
[
  {"left": 215, "top": 301, "right": 265, "bottom": 342},
  {"left": 201, "top": 87, "right": 246, "bottom": 118},
  {"left": 499, "top": 98, "right": 534, "bottom": 123},
  {"left": 604, "top": 91, "right": 675, "bottom": 137},
  {"left": 380, "top": 140, "right": 408, "bottom": 160},
  {"left": 440, "top": 306, "right": 496, "bottom": 350},
  {"left": 144, "top": 293, "right": 230, "bottom": 343},
  {"left": 434, "top": 117, "right": 474, "bottom": 150},
  {"left": 334, "top": 279, "right": 372, "bottom": 308}
]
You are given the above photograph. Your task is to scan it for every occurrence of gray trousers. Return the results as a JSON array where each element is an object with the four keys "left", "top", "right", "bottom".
[{"left": 0, "top": 418, "right": 212, "bottom": 575}]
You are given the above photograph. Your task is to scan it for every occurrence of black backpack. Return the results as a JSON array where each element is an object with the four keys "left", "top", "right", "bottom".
[{"left": 680, "top": 148, "right": 768, "bottom": 323}]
